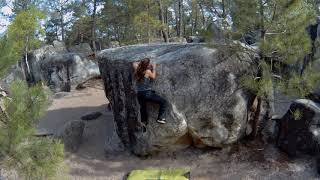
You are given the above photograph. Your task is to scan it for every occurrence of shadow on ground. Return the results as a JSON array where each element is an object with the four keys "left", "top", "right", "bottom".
[
  {"left": 40, "top": 105, "right": 319, "bottom": 180},
  {"left": 38, "top": 82, "right": 320, "bottom": 180}
]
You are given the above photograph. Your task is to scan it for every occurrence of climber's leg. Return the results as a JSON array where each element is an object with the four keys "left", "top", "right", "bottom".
[
  {"left": 145, "top": 90, "right": 168, "bottom": 124},
  {"left": 137, "top": 91, "right": 148, "bottom": 125}
]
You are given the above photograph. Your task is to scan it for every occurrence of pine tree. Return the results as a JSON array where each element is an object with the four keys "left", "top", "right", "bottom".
[
  {"left": 212, "top": 0, "right": 318, "bottom": 137},
  {"left": 7, "top": 7, "right": 45, "bottom": 82},
  {"left": 0, "top": 7, "right": 64, "bottom": 180},
  {"left": 0, "top": 81, "right": 64, "bottom": 180},
  {"left": 232, "top": 0, "right": 317, "bottom": 96}
]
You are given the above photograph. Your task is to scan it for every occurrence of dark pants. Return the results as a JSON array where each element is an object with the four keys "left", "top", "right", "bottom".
[{"left": 137, "top": 90, "right": 168, "bottom": 124}]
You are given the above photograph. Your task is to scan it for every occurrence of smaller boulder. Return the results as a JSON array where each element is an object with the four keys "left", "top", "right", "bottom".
[
  {"left": 81, "top": 111, "right": 102, "bottom": 121},
  {"left": 276, "top": 99, "right": 320, "bottom": 157},
  {"left": 186, "top": 36, "right": 205, "bottom": 43},
  {"left": 75, "top": 83, "right": 86, "bottom": 90},
  {"left": 52, "top": 40, "right": 67, "bottom": 52},
  {"left": 57, "top": 120, "right": 85, "bottom": 152}
]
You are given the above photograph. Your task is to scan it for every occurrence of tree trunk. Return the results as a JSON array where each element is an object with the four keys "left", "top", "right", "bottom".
[
  {"left": 91, "top": 0, "right": 97, "bottom": 53},
  {"left": 147, "top": 3, "right": 151, "bottom": 43},
  {"left": 182, "top": 1, "right": 185, "bottom": 37},
  {"left": 24, "top": 36, "right": 32, "bottom": 83},
  {"left": 198, "top": 2, "right": 205, "bottom": 28},
  {"left": 165, "top": 7, "right": 169, "bottom": 37},
  {"left": 158, "top": 0, "right": 168, "bottom": 42},
  {"left": 60, "top": 7, "right": 65, "bottom": 41},
  {"left": 174, "top": 2, "right": 179, "bottom": 36},
  {"left": 193, "top": 1, "right": 198, "bottom": 35},
  {"left": 259, "top": 0, "right": 265, "bottom": 41},
  {"left": 250, "top": 0, "right": 266, "bottom": 140},
  {"left": 178, "top": 0, "right": 183, "bottom": 37},
  {"left": 222, "top": 0, "right": 226, "bottom": 31},
  {"left": 19, "top": 61, "right": 27, "bottom": 82},
  {"left": 115, "top": 26, "right": 122, "bottom": 46},
  {"left": 55, "top": 25, "right": 59, "bottom": 40}
]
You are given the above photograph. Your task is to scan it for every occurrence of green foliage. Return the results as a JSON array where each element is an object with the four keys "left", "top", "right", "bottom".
[
  {"left": 241, "top": 62, "right": 274, "bottom": 97},
  {"left": 133, "top": 12, "right": 162, "bottom": 43},
  {"left": 65, "top": 16, "right": 92, "bottom": 45},
  {"left": 8, "top": 7, "right": 45, "bottom": 55},
  {"left": 0, "top": 7, "right": 64, "bottom": 180},
  {"left": 293, "top": 109, "right": 303, "bottom": 120},
  {"left": 0, "top": 7, "right": 45, "bottom": 78},
  {"left": 233, "top": 0, "right": 317, "bottom": 99},
  {"left": 0, "top": 36, "right": 20, "bottom": 78},
  {"left": 0, "top": 81, "right": 64, "bottom": 180},
  {"left": 261, "top": 0, "right": 315, "bottom": 64},
  {"left": 233, "top": 0, "right": 260, "bottom": 35}
]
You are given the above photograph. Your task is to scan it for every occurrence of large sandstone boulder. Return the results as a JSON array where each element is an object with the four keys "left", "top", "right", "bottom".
[
  {"left": 98, "top": 43, "right": 257, "bottom": 155},
  {"left": 1, "top": 42, "right": 100, "bottom": 92},
  {"left": 40, "top": 53, "right": 100, "bottom": 92},
  {"left": 0, "top": 42, "right": 67, "bottom": 88}
]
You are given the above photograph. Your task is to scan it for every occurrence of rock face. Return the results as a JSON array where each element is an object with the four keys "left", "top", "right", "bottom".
[
  {"left": 276, "top": 99, "right": 320, "bottom": 156},
  {"left": 40, "top": 53, "right": 100, "bottom": 92},
  {"left": 57, "top": 120, "right": 85, "bottom": 152},
  {"left": 1, "top": 42, "right": 100, "bottom": 92},
  {"left": 98, "top": 43, "right": 256, "bottom": 155},
  {"left": 186, "top": 36, "right": 205, "bottom": 43}
]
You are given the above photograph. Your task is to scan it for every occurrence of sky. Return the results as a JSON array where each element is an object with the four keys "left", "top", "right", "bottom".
[{"left": 0, "top": 5, "right": 12, "bottom": 34}]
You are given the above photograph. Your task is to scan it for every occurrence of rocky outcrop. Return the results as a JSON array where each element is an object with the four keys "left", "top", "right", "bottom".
[
  {"left": 98, "top": 43, "right": 257, "bottom": 155},
  {"left": 56, "top": 120, "right": 85, "bottom": 152},
  {"left": 276, "top": 99, "right": 320, "bottom": 156},
  {"left": 1, "top": 41, "right": 100, "bottom": 92},
  {"left": 40, "top": 53, "right": 99, "bottom": 92},
  {"left": 186, "top": 36, "right": 205, "bottom": 43}
]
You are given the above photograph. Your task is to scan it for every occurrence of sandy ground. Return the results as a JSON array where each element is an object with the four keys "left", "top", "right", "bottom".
[{"left": 38, "top": 79, "right": 320, "bottom": 180}]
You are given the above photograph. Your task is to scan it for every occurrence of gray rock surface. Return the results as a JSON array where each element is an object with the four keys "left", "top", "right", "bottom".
[
  {"left": 276, "top": 99, "right": 320, "bottom": 156},
  {"left": 186, "top": 36, "right": 205, "bottom": 43},
  {"left": 40, "top": 53, "right": 100, "bottom": 92},
  {"left": 0, "top": 64, "right": 25, "bottom": 89},
  {"left": 98, "top": 43, "right": 256, "bottom": 155},
  {"left": 57, "top": 120, "right": 85, "bottom": 152},
  {"left": 1, "top": 42, "right": 100, "bottom": 93}
]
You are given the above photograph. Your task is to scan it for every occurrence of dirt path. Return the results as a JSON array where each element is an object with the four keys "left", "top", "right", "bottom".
[{"left": 39, "top": 80, "right": 320, "bottom": 180}]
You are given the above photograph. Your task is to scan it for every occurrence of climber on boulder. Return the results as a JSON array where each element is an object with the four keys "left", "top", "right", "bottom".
[{"left": 133, "top": 58, "right": 168, "bottom": 125}]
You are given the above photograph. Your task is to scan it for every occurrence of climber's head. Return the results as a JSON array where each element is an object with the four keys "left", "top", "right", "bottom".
[{"left": 135, "top": 58, "right": 151, "bottom": 82}]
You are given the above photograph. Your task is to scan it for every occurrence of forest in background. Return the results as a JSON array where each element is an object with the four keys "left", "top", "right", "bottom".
[{"left": 0, "top": 0, "right": 247, "bottom": 49}]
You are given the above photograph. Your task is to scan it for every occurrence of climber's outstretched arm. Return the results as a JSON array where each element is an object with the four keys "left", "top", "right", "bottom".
[
  {"left": 133, "top": 61, "right": 139, "bottom": 73},
  {"left": 145, "top": 63, "right": 156, "bottom": 79}
]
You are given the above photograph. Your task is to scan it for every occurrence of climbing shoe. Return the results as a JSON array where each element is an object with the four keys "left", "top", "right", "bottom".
[{"left": 157, "top": 119, "right": 166, "bottom": 124}]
